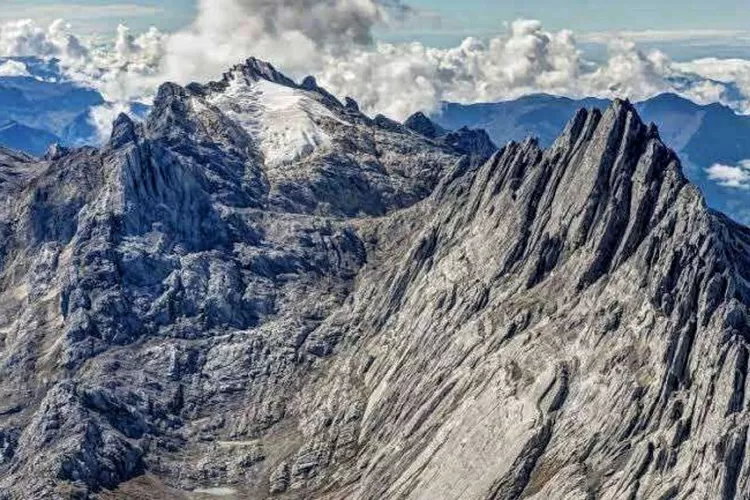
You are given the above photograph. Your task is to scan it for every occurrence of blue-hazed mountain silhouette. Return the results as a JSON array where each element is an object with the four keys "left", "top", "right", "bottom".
[
  {"left": 0, "top": 57, "right": 146, "bottom": 155},
  {"left": 0, "top": 69, "right": 104, "bottom": 135},
  {"left": 0, "top": 121, "right": 61, "bottom": 156},
  {"left": 436, "top": 94, "right": 611, "bottom": 147}
]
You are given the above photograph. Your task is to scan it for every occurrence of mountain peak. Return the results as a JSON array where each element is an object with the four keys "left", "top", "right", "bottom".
[
  {"left": 404, "top": 110, "right": 497, "bottom": 160},
  {"left": 300, "top": 75, "right": 318, "bottom": 90},
  {"left": 344, "top": 96, "right": 361, "bottom": 113},
  {"left": 2, "top": 58, "right": 750, "bottom": 500},
  {"left": 552, "top": 98, "right": 663, "bottom": 152},
  {"left": 301, "top": 75, "right": 344, "bottom": 108},
  {"left": 109, "top": 113, "right": 138, "bottom": 148},
  {"left": 154, "top": 81, "right": 188, "bottom": 105},
  {"left": 405, "top": 111, "right": 446, "bottom": 139},
  {"left": 43, "top": 143, "right": 70, "bottom": 161},
  {"left": 225, "top": 57, "right": 297, "bottom": 88},
  {"left": 610, "top": 96, "right": 635, "bottom": 112}
]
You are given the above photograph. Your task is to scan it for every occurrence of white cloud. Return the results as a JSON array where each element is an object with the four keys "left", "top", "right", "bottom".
[
  {"left": 674, "top": 58, "right": 750, "bottom": 113},
  {"left": 316, "top": 21, "right": 586, "bottom": 118},
  {"left": 0, "top": 59, "right": 30, "bottom": 77},
  {"left": 156, "top": 0, "right": 407, "bottom": 87},
  {"left": 706, "top": 161, "right": 750, "bottom": 189},
  {"left": 3, "top": 3, "right": 750, "bottom": 129},
  {"left": 0, "top": 19, "right": 88, "bottom": 61},
  {"left": 316, "top": 25, "right": 709, "bottom": 118}
]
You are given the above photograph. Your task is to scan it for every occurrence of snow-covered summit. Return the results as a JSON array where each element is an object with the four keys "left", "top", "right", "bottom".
[
  {"left": 206, "top": 62, "right": 351, "bottom": 168},
  {"left": 143, "top": 57, "right": 477, "bottom": 217}
]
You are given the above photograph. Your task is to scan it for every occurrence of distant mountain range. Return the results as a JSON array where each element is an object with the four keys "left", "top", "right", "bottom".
[
  {"left": 435, "top": 93, "right": 750, "bottom": 224},
  {"left": 0, "top": 56, "right": 747, "bottom": 225},
  {"left": 0, "top": 121, "right": 60, "bottom": 156},
  {"left": 0, "top": 58, "right": 104, "bottom": 149},
  {"left": 0, "top": 57, "right": 147, "bottom": 156}
]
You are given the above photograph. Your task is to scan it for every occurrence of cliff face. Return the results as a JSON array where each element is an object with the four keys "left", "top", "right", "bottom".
[
  {"left": 0, "top": 60, "right": 748, "bottom": 500},
  {"left": 313, "top": 101, "right": 750, "bottom": 500}
]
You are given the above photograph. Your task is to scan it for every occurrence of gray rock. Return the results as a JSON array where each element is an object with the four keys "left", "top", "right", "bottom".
[
  {"left": 0, "top": 61, "right": 748, "bottom": 500},
  {"left": 406, "top": 111, "right": 498, "bottom": 161},
  {"left": 405, "top": 111, "right": 447, "bottom": 139}
]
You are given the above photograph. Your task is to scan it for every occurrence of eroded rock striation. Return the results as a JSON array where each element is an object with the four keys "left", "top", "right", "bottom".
[{"left": 0, "top": 59, "right": 749, "bottom": 500}]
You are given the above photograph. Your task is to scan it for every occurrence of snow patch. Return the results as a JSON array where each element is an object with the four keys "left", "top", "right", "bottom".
[
  {"left": 208, "top": 75, "right": 349, "bottom": 168},
  {"left": 192, "top": 487, "right": 237, "bottom": 496}
]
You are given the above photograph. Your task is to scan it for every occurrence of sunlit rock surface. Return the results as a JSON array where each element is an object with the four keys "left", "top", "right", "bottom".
[{"left": 0, "top": 59, "right": 748, "bottom": 500}]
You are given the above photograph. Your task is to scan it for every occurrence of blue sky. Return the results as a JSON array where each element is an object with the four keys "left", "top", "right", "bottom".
[
  {"left": 389, "top": 0, "right": 750, "bottom": 57},
  {"left": 5, "top": 0, "right": 750, "bottom": 59},
  {"left": 7, "top": 0, "right": 750, "bottom": 33},
  {"left": 1, "top": 0, "right": 196, "bottom": 33},
  {"left": 405, "top": 0, "right": 750, "bottom": 32}
]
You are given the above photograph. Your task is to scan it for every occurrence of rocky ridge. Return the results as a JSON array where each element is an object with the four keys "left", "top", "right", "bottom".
[
  {"left": 405, "top": 111, "right": 497, "bottom": 161},
  {"left": 0, "top": 59, "right": 748, "bottom": 500}
]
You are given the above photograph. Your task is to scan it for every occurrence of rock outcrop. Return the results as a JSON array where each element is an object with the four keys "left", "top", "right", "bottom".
[
  {"left": 0, "top": 59, "right": 748, "bottom": 500},
  {"left": 406, "top": 110, "right": 498, "bottom": 161}
]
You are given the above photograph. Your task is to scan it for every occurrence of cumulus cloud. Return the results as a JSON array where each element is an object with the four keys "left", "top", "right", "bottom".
[
  {"left": 88, "top": 25, "right": 167, "bottom": 101},
  {"left": 156, "top": 0, "right": 410, "bottom": 87},
  {"left": 316, "top": 27, "right": 690, "bottom": 118},
  {"left": 0, "top": 17, "right": 171, "bottom": 107},
  {"left": 0, "top": 59, "right": 31, "bottom": 77},
  {"left": 314, "top": 22, "right": 579, "bottom": 117},
  {"left": 4, "top": 1, "right": 750, "bottom": 130},
  {"left": 706, "top": 160, "right": 750, "bottom": 189},
  {"left": 0, "top": 19, "right": 88, "bottom": 62},
  {"left": 674, "top": 58, "right": 750, "bottom": 113}
]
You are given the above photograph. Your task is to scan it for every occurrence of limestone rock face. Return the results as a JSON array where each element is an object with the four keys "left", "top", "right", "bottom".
[{"left": 0, "top": 60, "right": 749, "bottom": 500}]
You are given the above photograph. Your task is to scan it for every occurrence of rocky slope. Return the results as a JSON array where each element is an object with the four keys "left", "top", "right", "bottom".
[{"left": 0, "top": 59, "right": 749, "bottom": 500}]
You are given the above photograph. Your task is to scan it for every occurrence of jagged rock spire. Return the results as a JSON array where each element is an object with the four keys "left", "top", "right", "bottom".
[
  {"left": 404, "top": 111, "right": 446, "bottom": 139},
  {"left": 1, "top": 61, "right": 749, "bottom": 500},
  {"left": 109, "top": 113, "right": 137, "bottom": 148},
  {"left": 230, "top": 57, "right": 297, "bottom": 87}
]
